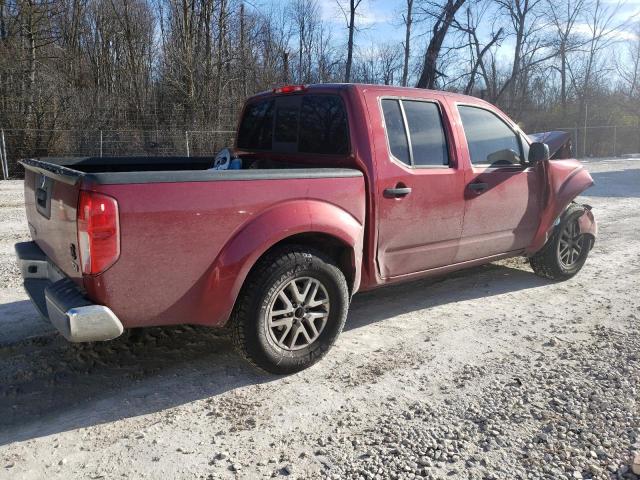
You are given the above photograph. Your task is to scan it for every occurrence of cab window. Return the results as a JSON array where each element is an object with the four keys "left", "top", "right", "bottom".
[
  {"left": 381, "top": 98, "right": 450, "bottom": 167},
  {"left": 237, "top": 95, "right": 349, "bottom": 155},
  {"left": 458, "top": 105, "right": 522, "bottom": 166}
]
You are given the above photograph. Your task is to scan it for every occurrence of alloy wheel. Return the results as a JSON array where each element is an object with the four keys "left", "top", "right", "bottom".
[
  {"left": 266, "top": 277, "right": 330, "bottom": 351},
  {"left": 557, "top": 219, "right": 584, "bottom": 268}
]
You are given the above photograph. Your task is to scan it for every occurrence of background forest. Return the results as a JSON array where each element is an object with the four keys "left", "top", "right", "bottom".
[{"left": 0, "top": 0, "right": 639, "bottom": 173}]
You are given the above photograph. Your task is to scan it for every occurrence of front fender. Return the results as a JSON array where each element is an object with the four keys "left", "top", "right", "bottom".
[
  {"left": 206, "top": 200, "right": 364, "bottom": 327},
  {"left": 527, "top": 159, "right": 595, "bottom": 255},
  {"left": 578, "top": 206, "right": 597, "bottom": 240}
]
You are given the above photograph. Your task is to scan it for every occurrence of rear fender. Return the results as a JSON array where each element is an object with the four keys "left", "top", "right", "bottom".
[
  {"left": 206, "top": 200, "right": 364, "bottom": 327},
  {"left": 527, "top": 159, "right": 596, "bottom": 255}
]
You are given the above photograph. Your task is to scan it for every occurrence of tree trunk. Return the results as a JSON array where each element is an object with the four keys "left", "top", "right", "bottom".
[
  {"left": 25, "top": 0, "right": 37, "bottom": 130},
  {"left": 344, "top": 0, "right": 356, "bottom": 83},
  {"left": 239, "top": 3, "right": 247, "bottom": 98},
  {"left": 464, "top": 28, "right": 502, "bottom": 95},
  {"left": 508, "top": 13, "right": 525, "bottom": 110},
  {"left": 283, "top": 50, "right": 290, "bottom": 83},
  {"left": 0, "top": 0, "right": 6, "bottom": 41},
  {"left": 401, "top": 0, "right": 413, "bottom": 87},
  {"left": 214, "top": 0, "right": 227, "bottom": 131},
  {"left": 416, "top": 0, "right": 466, "bottom": 89}
]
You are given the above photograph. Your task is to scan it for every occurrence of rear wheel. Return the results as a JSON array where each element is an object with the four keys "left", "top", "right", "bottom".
[
  {"left": 231, "top": 247, "right": 349, "bottom": 374},
  {"left": 529, "top": 203, "right": 592, "bottom": 280}
]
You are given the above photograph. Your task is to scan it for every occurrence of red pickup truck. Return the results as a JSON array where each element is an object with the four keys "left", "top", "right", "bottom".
[{"left": 16, "top": 84, "right": 597, "bottom": 373}]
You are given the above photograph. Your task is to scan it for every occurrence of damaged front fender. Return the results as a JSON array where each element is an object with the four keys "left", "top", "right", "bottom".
[
  {"left": 577, "top": 205, "right": 597, "bottom": 241},
  {"left": 526, "top": 159, "right": 597, "bottom": 255}
]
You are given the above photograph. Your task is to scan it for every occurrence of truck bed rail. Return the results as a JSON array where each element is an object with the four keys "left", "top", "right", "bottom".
[{"left": 19, "top": 158, "right": 362, "bottom": 185}]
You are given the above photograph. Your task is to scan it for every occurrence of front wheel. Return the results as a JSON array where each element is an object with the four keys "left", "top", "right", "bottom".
[
  {"left": 529, "top": 203, "right": 593, "bottom": 280},
  {"left": 231, "top": 247, "right": 349, "bottom": 374}
]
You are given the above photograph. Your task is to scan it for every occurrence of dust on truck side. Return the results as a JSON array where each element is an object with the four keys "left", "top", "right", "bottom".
[{"left": 15, "top": 84, "right": 597, "bottom": 374}]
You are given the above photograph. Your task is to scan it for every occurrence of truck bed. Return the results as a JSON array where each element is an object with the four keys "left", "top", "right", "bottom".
[{"left": 20, "top": 157, "right": 365, "bottom": 330}]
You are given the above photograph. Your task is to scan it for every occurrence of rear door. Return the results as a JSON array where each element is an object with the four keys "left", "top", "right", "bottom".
[
  {"left": 452, "top": 103, "right": 541, "bottom": 262},
  {"left": 373, "top": 95, "right": 466, "bottom": 278}
]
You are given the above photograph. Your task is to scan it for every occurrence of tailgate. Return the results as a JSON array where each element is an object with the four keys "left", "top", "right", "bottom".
[{"left": 21, "top": 160, "right": 84, "bottom": 283}]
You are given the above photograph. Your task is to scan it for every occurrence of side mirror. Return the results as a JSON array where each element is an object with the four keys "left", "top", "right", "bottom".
[{"left": 528, "top": 142, "right": 549, "bottom": 165}]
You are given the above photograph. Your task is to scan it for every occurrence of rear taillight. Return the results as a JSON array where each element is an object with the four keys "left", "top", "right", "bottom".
[{"left": 77, "top": 190, "right": 120, "bottom": 275}]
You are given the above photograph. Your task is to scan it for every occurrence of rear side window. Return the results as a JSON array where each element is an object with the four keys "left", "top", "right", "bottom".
[
  {"left": 381, "top": 99, "right": 410, "bottom": 165},
  {"left": 458, "top": 105, "right": 522, "bottom": 166},
  {"left": 402, "top": 100, "right": 449, "bottom": 166},
  {"left": 381, "top": 98, "right": 449, "bottom": 167},
  {"left": 237, "top": 99, "right": 274, "bottom": 150},
  {"left": 237, "top": 94, "right": 349, "bottom": 155},
  {"left": 299, "top": 96, "right": 349, "bottom": 154}
]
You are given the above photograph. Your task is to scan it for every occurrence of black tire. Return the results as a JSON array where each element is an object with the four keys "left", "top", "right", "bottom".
[
  {"left": 231, "top": 246, "right": 349, "bottom": 374},
  {"left": 529, "top": 203, "right": 593, "bottom": 280}
]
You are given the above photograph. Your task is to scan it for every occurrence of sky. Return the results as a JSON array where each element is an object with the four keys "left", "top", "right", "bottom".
[{"left": 253, "top": 0, "right": 640, "bottom": 60}]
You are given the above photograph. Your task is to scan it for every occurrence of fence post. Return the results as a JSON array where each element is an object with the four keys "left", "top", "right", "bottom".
[
  {"left": 100, "top": 130, "right": 103, "bottom": 158},
  {"left": 613, "top": 125, "right": 617, "bottom": 157},
  {"left": 185, "top": 131, "right": 190, "bottom": 157},
  {"left": 1, "top": 129, "right": 8, "bottom": 180}
]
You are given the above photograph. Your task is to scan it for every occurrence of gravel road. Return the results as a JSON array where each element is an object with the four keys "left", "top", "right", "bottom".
[{"left": 1, "top": 158, "right": 639, "bottom": 480}]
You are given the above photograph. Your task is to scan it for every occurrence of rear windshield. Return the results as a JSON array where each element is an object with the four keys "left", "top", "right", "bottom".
[{"left": 237, "top": 94, "right": 349, "bottom": 155}]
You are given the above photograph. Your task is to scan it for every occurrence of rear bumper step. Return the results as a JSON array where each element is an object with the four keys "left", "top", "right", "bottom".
[{"left": 15, "top": 241, "right": 123, "bottom": 342}]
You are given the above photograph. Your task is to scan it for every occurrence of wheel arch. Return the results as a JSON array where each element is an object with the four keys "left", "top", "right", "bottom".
[
  {"left": 527, "top": 160, "right": 596, "bottom": 255},
  {"left": 207, "top": 200, "right": 364, "bottom": 327},
  {"left": 251, "top": 232, "right": 359, "bottom": 294}
]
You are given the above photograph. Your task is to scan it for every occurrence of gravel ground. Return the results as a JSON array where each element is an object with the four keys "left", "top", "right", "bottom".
[{"left": 0, "top": 158, "right": 639, "bottom": 480}]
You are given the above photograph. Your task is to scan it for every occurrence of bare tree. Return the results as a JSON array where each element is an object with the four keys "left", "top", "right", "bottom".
[
  {"left": 401, "top": 0, "right": 413, "bottom": 86},
  {"left": 0, "top": 0, "right": 7, "bottom": 41},
  {"left": 416, "top": 0, "right": 466, "bottom": 89},
  {"left": 239, "top": 2, "right": 247, "bottom": 98},
  {"left": 494, "top": 0, "right": 548, "bottom": 109},
  {"left": 454, "top": 1, "right": 504, "bottom": 96},
  {"left": 570, "top": 0, "right": 628, "bottom": 149},
  {"left": 547, "top": 0, "right": 586, "bottom": 110},
  {"left": 337, "top": 0, "right": 364, "bottom": 82},
  {"left": 378, "top": 43, "right": 403, "bottom": 84},
  {"left": 292, "top": 0, "right": 320, "bottom": 83},
  {"left": 0, "top": 0, "right": 638, "bottom": 166},
  {"left": 314, "top": 20, "right": 340, "bottom": 82},
  {"left": 215, "top": 0, "right": 228, "bottom": 130},
  {"left": 617, "top": 22, "right": 640, "bottom": 99}
]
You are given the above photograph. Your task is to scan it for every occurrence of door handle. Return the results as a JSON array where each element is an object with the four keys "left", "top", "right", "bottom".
[
  {"left": 36, "top": 188, "right": 47, "bottom": 207},
  {"left": 384, "top": 186, "right": 412, "bottom": 198},
  {"left": 468, "top": 182, "right": 488, "bottom": 193}
]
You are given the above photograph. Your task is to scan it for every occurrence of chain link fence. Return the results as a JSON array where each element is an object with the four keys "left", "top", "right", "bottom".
[
  {"left": 1, "top": 125, "right": 639, "bottom": 179},
  {"left": 547, "top": 125, "right": 640, "bottom": 159},
  {"left": 0, "top": 129, "right": 236, "bottom": 178}
]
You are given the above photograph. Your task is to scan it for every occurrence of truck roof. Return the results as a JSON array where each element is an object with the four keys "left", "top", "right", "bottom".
[{"left": 247, "top": 83, "right": 493, "bottom": 108}]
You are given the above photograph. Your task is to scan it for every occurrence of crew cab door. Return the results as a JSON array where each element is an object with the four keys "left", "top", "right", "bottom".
[
  {"left": 373, "top": 96, "right": 466, "bottom": 278},
  {"left": 453, "top": 103, "right": 541, "bottom": 262}
]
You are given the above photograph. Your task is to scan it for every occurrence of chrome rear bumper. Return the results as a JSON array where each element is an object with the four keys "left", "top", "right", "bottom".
[{"left": 15, "top": 241, "right": 123, "bottom": 342}]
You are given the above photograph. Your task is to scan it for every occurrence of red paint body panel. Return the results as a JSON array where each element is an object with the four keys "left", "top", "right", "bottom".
[
  {"left": 81, "top": 177, "right": 365, "bottom": 327},
  {"left": 526, "top": 159, "right": 595, "bottom": 254},
  {"left": 22, "top": 84, "right": 596, "bottom": 331}
]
